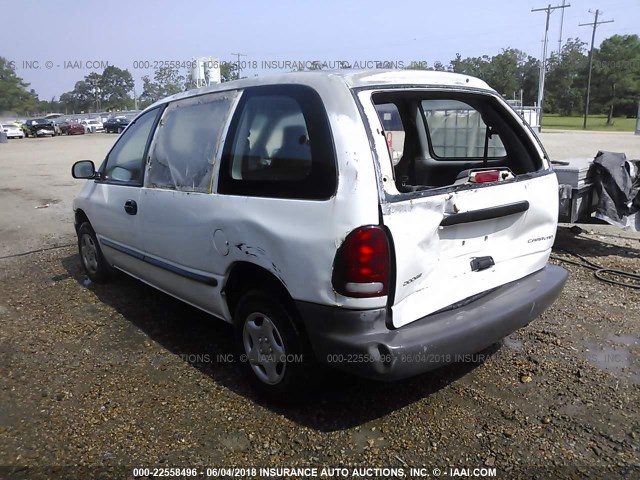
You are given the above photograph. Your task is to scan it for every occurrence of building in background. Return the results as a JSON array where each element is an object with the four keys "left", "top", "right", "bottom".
[{"left": 191, "top": 57, "right": 221, "bottom": 88}]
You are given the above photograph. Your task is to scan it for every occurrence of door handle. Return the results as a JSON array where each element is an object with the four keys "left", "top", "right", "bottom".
[
  {"left": 470, "top": 256, "right": 495, "bottom": 272},
  {"left": 124, "top": 200, "right": 137, "bottom": 215}
]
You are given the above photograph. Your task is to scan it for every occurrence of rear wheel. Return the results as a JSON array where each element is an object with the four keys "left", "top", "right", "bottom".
[
  {"left": 234, "top": 290, "right": 310, "bottom": 398},
  {"left": 77, "top": 222, "right": 111, "bottom": 283}
]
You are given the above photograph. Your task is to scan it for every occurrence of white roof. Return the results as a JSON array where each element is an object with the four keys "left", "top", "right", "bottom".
[
  {"left": 339, "top": 70, "right": 491, "bottom": 90},
  {"left": 150, "top": 70, "right": 494, "bottom": 110}
]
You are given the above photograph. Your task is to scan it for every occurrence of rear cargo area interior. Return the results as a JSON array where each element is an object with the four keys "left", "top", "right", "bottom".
[{"left": 372, "top": 91, "right": 544, "bottom": 192}]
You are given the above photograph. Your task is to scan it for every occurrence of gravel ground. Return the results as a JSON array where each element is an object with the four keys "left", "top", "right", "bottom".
[{"left": 0, "top": 132, "right": 639, "bottom": 479}]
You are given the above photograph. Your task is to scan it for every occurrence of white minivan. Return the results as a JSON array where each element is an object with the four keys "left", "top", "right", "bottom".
[{"left": 72, "top": 70, "right": 567, "bottom": 395}]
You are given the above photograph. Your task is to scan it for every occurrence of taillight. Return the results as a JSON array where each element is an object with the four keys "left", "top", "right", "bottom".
[
  {"left": 332, "top": 226, "right": 390, "bottom": 298},
  {"left": 472, "top": 170, "right": 501, "bottom": 183}
]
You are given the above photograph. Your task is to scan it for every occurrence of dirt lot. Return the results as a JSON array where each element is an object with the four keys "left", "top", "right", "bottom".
[{"left": 0, "top": 132, "right": 639, "bottom": 479}]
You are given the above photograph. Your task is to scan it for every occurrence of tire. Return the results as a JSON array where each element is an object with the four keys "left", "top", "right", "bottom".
[
  {"left": 77, "top": 222, "right": 111, "bottom": 284},
  {"left": 234, "top": 289, "right": 310, "bottom": 399}
]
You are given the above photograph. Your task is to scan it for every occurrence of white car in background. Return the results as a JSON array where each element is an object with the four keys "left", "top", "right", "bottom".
[
  {"left": 81, "top": 119, "right": 104, "bottom": 133},
  {"left": 1, "top": 124, "right": 24, "bottom": 139}
]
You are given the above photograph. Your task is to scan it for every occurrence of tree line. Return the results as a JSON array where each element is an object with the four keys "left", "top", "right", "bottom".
[{"left": 1, "top": 34, "right": 638, "bottom": 122}]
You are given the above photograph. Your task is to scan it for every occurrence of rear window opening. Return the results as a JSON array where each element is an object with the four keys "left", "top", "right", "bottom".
[{"left": 372, "top": 91, "right": 542, "bottom": 193}]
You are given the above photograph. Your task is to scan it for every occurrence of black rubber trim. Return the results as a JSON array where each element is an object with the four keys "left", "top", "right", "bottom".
[
  {"left": 100, "top": 238, "right": 144, "bottom": 260},
  {"left": 440, "top": 200, "right": 529, "bottom": 227},
  {"left": 100, "top": 238, "right": 218, "bottom": 286}
]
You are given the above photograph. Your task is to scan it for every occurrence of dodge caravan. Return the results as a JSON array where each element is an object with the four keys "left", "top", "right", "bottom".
[{"left": 72, "top": 70, "right": 568, "bottom": 394}]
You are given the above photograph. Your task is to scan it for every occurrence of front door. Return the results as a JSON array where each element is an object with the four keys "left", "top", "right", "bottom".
[{"left": 88, "top": 107, "right": 163, "bottom": 274}]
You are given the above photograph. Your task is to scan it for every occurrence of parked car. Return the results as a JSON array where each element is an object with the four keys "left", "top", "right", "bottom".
[
  {"left": 81, "top": 119, "right": 104, "bottom": 133},
  {"left": 57, "top": 121, "right": 71, "bottom": 134},
  {"left": 103, "top": 117, "right": 130, "bottom": 133},
  {"left": 23, "top": 118, "right": 56, "bottom": 137},
  {"left": 60, "top": 122, "right": 85, "bottom": 135},
  {"left": 71, "top": 70, "right": 567, "bottom": 396},
  {"left": 1, "top": 123, "right": 24, "bottom": 139}
]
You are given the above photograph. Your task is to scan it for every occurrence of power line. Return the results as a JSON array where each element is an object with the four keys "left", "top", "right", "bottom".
[
  {"left": 579, "top": 9, "right": 614, "bottom": 129},
  {"left": 231, "top": 52, "right": 247, "bottom": 80},
  {"left": 532, "top": 3, "right": 571, "bottom": 131}
]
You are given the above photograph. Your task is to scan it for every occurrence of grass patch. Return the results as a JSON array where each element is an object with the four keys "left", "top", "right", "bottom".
[{"left": 542, "top": 114, "right": 637, "bottom": 132}]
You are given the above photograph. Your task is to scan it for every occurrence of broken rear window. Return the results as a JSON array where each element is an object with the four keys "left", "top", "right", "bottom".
[
  {"left": 421, "top": 99, "right": 507, "bottom": 159},
  {"left": 371, "top": 91, "right": 541, "bottom": 191}
]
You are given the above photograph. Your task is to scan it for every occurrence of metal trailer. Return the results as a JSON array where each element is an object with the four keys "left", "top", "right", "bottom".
[{"left": 553, "top": 158, "right": 599, "bottom": 223}]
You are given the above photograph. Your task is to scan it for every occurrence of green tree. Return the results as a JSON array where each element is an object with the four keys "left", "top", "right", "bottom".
[
  {"left": 154, "top": 65, "right": 184, "bottom": 97},
  {"left": 59, "top": 67, "right": 135, "bottom": 112},
  {"left": 139, "top": 75, "right": 161, "bottom": 107},
  {"left": 432, "top": 60, "right": 448, "bottom": 72},
  {"left": 64, "top": 77, "right": 98, "bottom": 112},
  {"left": 450, "top": 50, "right": 538, "bottom": 104},
  {"left": 0, "top": 57, "right": 40, "bottom": 115},
  {"left": 59, "top": 91, "right": 84, "bottom": 113},
  {"left": 450, "top": 53, "right": 491, "bottom": 78},
  {"left": 591, "top": 34, "right": 640, "bottom": 122},
  {"left": 221, "top": 61, "right": 239, "bottom": 82},
  {"left": 519, "top": 55, "right": 541, "bottom": 107},
  {"left": 487, "top": 49, "right": 539, "bottom": 102},
  {"left": 544, "top": 38, "right": 588, "bottom": 115},
  {"left": 140, "top": 65, "right": 184, "bottom": 107},
  {"left": 99, "top": 66, "right": 134, "bottom": 110}
]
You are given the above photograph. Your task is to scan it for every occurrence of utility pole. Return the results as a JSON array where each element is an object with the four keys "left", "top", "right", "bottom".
[
  {"left": 532, "top": 3, "right": 571, "bottom": 132},
  {"left": 558, "top": 0, "right": 569, "bottom": 55},
  {"left": 90, "top": 78, "right": 101, "bottom": 113},
  {"left": 579, "top": 10, "right": 614, "bottom": 129},
  {"left": 231, "top": 52, "right": 247, "bottom": 80}
]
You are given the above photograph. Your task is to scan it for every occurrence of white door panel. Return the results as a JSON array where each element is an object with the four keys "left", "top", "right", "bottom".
[
  {"left": 384, "top": 173, "right": 559, "bottom": 328},
  {"left": 85, "top": 183, "right": 143, "bottom": 258},
  {"left": 136, "top": 189, "right": 226, "bottom": 318}
]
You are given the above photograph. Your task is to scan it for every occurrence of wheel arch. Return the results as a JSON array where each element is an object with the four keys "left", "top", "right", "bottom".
[
  {"left": 74, "top": 208, "right": 91, "bottom": 233},
  {"left": 223, "top": 261, "right": 299, "bottom": 324}
]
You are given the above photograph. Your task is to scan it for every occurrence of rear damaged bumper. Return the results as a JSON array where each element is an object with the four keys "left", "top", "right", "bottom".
[{"left": 297, "top": 265, "right": 568, "bottom": 381}]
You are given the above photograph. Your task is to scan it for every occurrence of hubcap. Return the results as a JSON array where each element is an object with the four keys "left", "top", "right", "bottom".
[
  {"left": 80, "top": 233, "right": 99, "bottom": 275},
  {"left": 242, "top": 312, "right": 286, "bottom": 385}
]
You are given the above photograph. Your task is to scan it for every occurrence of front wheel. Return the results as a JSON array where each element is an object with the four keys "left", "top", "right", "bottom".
[
  {"left": 235, "top": 290, "right": 310, "bottom": 398},
  {"left": 77, "top": 222, "right": 111, "bottom": 283}
]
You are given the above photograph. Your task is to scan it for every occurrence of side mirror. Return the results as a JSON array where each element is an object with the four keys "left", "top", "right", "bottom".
[{"left": 72, "top": 160, "right": 97, "bottom": 179}]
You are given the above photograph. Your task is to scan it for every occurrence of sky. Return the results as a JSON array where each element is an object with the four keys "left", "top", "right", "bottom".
[{"left": 1, "top": 0, "right": 638, "bottom": 101}]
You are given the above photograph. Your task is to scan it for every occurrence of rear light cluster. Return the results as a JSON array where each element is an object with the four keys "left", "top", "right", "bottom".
[
  {"left": 471, "top": 170, "right": 501, "bottom": 183},
  {"left": 332, "top": 226, "right": 390, "bottom": 298}
]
